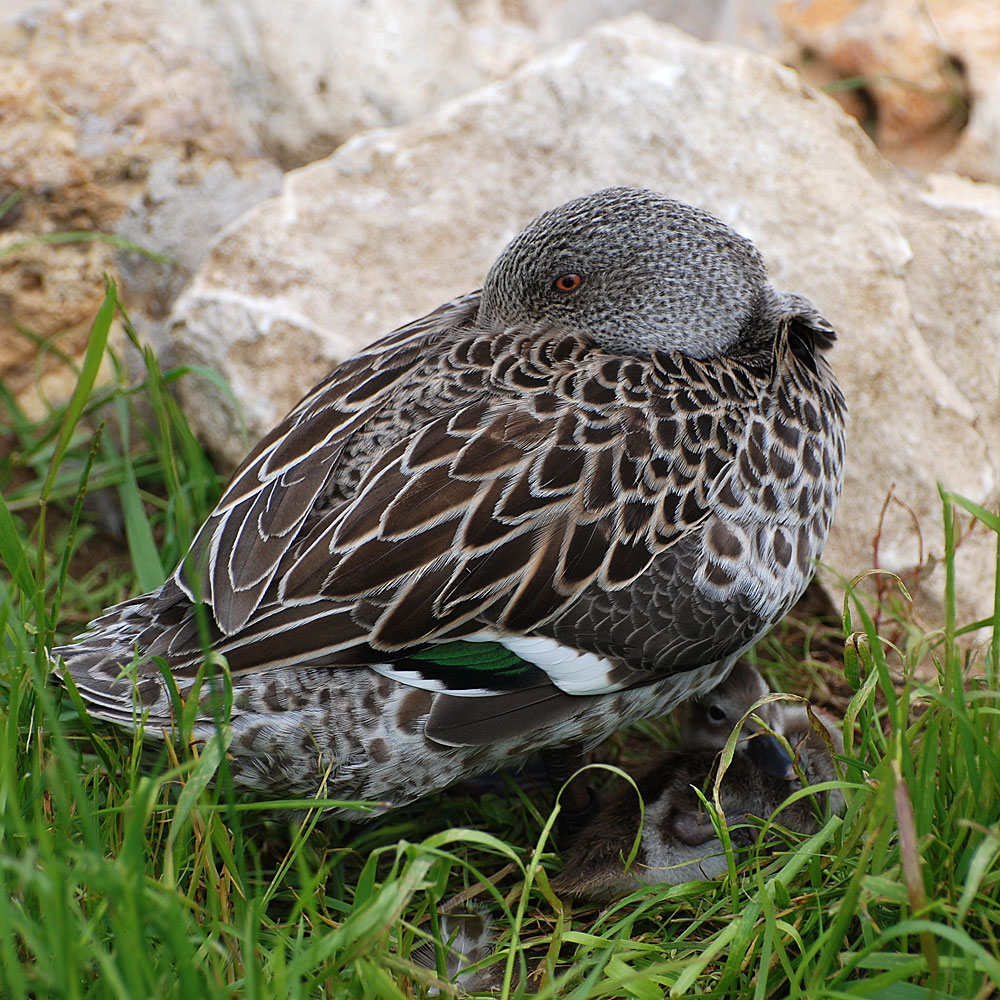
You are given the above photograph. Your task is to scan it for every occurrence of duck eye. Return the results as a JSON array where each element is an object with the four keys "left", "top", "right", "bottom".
[
  {"left": 553, "top": 273, "right": 583, "bottom": 293},
  {"left": 708, "top": 705, "right": 727, "bottom": 723}
]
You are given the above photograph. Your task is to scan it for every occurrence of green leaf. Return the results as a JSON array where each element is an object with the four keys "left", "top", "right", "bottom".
[
  {"left": 1, "top": 230, "right": 173, "bottom": 264},
  {"left": 0, "top": 494, "right": 33, "bottom": 596},
  {"left": 956, "top": 828, "right": 1000, "bottom": 923},
  {"left": 356, "top": 959, "right": 409, "bottom": 1000},
  {"left": 941, "top": 489, "right": 1000, "bottom": 533},
  {"left": 862, "top": 984, "right": 936, "bottom": 999},
  {"left": 41, "top": 279, "right": 116, "bottom": 501},
  {"left": 0, "top": 188, "right": 23, "bottom": 223},
  {"left": 164, "top": 730, "right": 232, "bottom": 866},
  {"left": 118, "top": 448, "right": 165, "bottom": 591}
]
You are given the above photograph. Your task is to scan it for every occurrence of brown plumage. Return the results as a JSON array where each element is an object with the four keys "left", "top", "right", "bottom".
[{"left": 53, "top": 188, "right": 846, "bottom": 814}]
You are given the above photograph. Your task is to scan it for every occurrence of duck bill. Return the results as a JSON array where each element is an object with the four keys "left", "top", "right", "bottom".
[{"left": 746, "top": 731, "right": 795, "bottom": 780}]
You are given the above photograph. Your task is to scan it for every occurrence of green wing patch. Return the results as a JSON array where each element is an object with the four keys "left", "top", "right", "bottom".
[{"left": 401, "top": 640, "right": 540, "bottom": 689}]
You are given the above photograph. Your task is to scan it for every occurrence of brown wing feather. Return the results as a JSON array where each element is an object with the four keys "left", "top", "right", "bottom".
[
  {"left": 425, "top": 687, "right": 597, "bottom": 745},
  {"left": 264, "top": 338, "right": 757, "bottom": 655},
  {"left": 156, "top": 296, "right": 763, "bottom": 674},
  {"left": 175, "top": 293, "right": 482, "bottom": 632}
]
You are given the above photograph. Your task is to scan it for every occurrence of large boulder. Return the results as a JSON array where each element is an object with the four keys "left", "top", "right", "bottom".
[{"left": 172, "top": 17, "right": 1000, "bottom": 628}]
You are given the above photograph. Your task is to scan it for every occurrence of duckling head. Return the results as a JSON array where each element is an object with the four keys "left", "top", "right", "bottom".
[{"left": 680, "top": 662, "right": 793, "bottom": 778}]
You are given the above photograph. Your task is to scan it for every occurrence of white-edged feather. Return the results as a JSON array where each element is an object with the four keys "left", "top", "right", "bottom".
[{"left": 464, "top": 631, "right": 623, "bottom": 695}]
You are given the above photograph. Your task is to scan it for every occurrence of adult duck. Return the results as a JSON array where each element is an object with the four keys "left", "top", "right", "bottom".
[{"left": 54, "top": 187, "right": 846, "bottom": 815}]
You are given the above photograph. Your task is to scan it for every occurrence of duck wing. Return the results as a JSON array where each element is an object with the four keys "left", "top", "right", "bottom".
[
  {"left": 175, "top": 293, "right": 482, "bottom": 633},
  {"left": 58, "top": 326, "right": 763, "bottom": 720},
  {"left": 255, "top": 345, "right": 758, "bottom": 681}
]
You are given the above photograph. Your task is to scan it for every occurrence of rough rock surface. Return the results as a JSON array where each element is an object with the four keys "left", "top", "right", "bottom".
[
  {"left": 534, "top": 0, "right": 786, "bottom": 50},
  {"left": 146, "top": 0, "right": 782, "bottom": 171},
  {"left": 0, "top": 0, "right": 280, "bottom": 412},
  {"left": 196, "top": 0, "right": 544, "bottom": 170},
  {"left": 168, "top": 16, "right": 999, "bottom": 629},
  {"left": 779, "top": 0, "right": 1000, "bottom": 182}
]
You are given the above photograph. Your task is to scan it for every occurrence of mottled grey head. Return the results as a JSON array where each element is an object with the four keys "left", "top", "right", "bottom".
[{"left": 478, "top": 187, "right": 768, "bottom": 359}]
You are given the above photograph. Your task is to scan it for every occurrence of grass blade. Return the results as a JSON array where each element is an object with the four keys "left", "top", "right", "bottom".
[
  {"left": 40, "top": 280, "right": 117, "bottom": 501},
  {"left": 0, "top": 494, "right": 33, "bottom": 596}
]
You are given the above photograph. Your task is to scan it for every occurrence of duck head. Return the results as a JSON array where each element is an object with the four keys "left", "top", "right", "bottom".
[{"left": 477, "top": 187, "right": 769, "bottom": 360}]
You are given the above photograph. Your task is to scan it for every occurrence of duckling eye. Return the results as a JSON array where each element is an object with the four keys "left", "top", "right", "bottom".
[
  {"left": 708, "top": 705, "right": 727, "bottom": 723},
  {"left": 553, "top": 273, "right": 583, "bottom": 293}
]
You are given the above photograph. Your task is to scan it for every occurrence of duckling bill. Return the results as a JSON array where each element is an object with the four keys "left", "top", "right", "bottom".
[{"left": 53, "top": 188, "right": 846, "bottom": 816}]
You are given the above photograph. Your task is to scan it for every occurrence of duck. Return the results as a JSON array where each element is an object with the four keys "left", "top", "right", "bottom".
[
  {"left": 53, "top": 187, "right": 846, "bottom": 816},
  {"left": 551, "top": 680, "right": 844, "bottom": 901}
]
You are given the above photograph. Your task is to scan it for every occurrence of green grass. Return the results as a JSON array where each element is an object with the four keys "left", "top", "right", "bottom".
[{"left": 1, "top": 285, "right": 998, "bottom": 998}]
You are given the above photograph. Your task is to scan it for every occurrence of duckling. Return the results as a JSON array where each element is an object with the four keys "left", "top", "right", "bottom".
[
  {"left": 680, "top": 661, "right": 791, "bottom": 776},
  {"left": 777, "top": 702, "right": 845, "bottom": 814},
  {"left": 553, "top": 683, "right": 843, "bottom": 900},
  {"left": 409, "top": 904, "right": 500, "bottom": 994}
]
